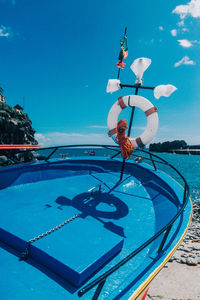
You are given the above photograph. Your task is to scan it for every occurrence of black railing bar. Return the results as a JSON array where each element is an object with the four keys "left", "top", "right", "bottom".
[
  {"left": 78, "top": 180, "right": 189, "bottom": 297},
  {"left": 92, "top": 279, "right": 106, "bottom": 300},
  {"left": 111, "top": 152, "right": 167, "bottom": 167},
  {"left": 120, "top": 84, "right": 155, "bottom": 90},
  {"left": 110, "top": 150, "right": 167, "bottom": 165},
  {"left": 102, "top": 145, "right": 121, "bottom": 152},
  {"left": 157, "top": 224, "right": 172, "bottom": 253},
  {"left": 1, "top": 144, "right": 185, "bottom": 167},
  {"left": 2, "top": 144, "right": 179, "bottom": 168},
  {"left": 1, "top": 145, "right": 188, "bottom": 188},
  {"left": 149, "top": 153, "right": 157, "bottom": 171},
  {"left": 111, "top": 151, "right": 175, "bottom": 167},
  {"left": 45, "top": 147, "right": 58, "bottom": 161},
  {"left": 9, "top": 144, "right": 120, "bottom": 155},
  {"left": 5, "top": 145, "right": 184, "bottom": 171},
  {"left": 1, "top": 145, "right": 188, "bottom": 187},
  {"left": 111, "top": 151, "right": 121, "bottom": 159},
  {"left": 183, "top": 181, "right": 188, "bottom": 204},
  {"left": 140, "top": 149, "right": 188, "bottom": 185}
]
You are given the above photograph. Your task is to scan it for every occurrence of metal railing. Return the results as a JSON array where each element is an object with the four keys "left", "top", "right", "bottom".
[
  {"left": 76, "top": 146, "right": 189, "bottom": 299},
  {"left": 1, "top": 144, "right": 190, "bottom": 299}
]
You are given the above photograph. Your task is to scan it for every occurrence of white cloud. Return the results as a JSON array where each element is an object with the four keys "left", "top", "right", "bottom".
[
  {"left": 87, "top": 125, "right": 147, "bottom": 131},
  {"left": 177, "top": 39, "right": 193, "bottom": 47},
  {"left": 177, "top": 20, "right": 185, "bottom": 26},
  {"left": 35, "top": 132, "right": 112, "bottom": 147},
  {"left": 174, "top": 56, "right": 196, "bottom": 67},
  {"left": 193, "top": 39, "right": 200, "bottom": 44},
  {"left": 171, "top": 29, "right": 177, "bottom": 36},
  {"left": 87, "top": 125, "right": 107, "bottom": 129},
  {"left": 34, "top": 133, "right": 51, "bottom": 145},
  {"left": 182, "top": 27, "right": 189, "bottom": 32},
  {"left": 35, "top": 126, "right": 153, "bottom": 147},
  {"left": 173, "top": 0, "right": 200, "bottom": 19},
  {"left": 159, "top": 26, "right": 164, "bottom": 31},
  {"left": 0, "top": 25, "right": 11, "bottom": 37}
]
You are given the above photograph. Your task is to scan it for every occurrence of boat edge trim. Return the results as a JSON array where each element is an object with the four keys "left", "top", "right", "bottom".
[{"left": 129, "top": 195, "right": 193, "bottom": 300}]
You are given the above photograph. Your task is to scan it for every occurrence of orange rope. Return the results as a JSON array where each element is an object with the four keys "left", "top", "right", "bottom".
[{"left": 116, "top": 119, "right": 133, "bottom": 160}]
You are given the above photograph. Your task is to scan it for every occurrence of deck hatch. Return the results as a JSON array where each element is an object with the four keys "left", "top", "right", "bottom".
[{"left": 0, "top": 214, "right": 123, "bottom": 287}]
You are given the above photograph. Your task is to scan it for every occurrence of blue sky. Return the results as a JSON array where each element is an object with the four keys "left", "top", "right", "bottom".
[{"left": 0, "top": 0, "right": 200, "bottom": 146}]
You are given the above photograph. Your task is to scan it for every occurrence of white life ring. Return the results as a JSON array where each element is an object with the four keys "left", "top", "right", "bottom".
[{"left": 107, "top": 95, "right": 159, "bottom": 148}]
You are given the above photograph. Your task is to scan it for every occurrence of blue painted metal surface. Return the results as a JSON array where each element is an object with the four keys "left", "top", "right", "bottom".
[{"left": 0, "top": 150, "right": 191, "bottom": 300}]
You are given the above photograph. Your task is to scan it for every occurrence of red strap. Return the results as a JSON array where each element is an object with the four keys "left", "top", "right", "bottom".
[
  {"left": 108, "top": 128, "right": 117, "bottom": 137},
  {"left": 145, "top": 106, "right": 158, "bottom": 117},
  {"left": 118, "top": 96, "right": 127, "bottom": 109},
  {"left": 136, "top": 137, "right": 145, "bottom": 148}
]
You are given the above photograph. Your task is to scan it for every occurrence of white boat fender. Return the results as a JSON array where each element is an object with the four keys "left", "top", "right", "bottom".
[{"left": 107, "top": 95, "right": 159, "bottom": 148}]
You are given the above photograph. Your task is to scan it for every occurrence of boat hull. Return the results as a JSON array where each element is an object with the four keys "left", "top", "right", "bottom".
[{"left": 0, "top": 154, "right": 192, "bottom": 299}]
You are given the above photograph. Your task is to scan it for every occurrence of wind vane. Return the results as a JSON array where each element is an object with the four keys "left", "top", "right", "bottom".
[
  {"left": 106, "top": 28, "right": 177, "bottom": 180},
  {"left": 116, "top": 27, "right": 128, "bottom": 78}
]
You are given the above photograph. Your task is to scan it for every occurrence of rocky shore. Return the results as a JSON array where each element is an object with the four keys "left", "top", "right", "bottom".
[
  {"left": 147, "top": 201, "right": 200, "bottom": 300},
  {"left": 170, "top": 201, "right": 200, "bottom": 266}
]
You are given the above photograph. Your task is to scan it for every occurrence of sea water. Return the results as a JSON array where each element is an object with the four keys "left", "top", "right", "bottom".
[{"left": 155, "top": 153, "right": 200, "bottom": 203}]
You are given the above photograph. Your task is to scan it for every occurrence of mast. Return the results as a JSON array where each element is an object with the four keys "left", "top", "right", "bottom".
[
  {"left": 107, "top": 29, "right": 176, "bottom": 181},
  {"left": 119, "top": 83, "right": 155, "bottom": 180}
]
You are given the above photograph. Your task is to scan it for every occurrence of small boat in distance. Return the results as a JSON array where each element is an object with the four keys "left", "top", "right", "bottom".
[{"left": 89, "top": 149, "right": 95, "bottom": 156}]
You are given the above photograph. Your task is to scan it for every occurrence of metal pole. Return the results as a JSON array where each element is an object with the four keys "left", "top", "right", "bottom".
[
  {"left": 127, "top": 86, "right": 138, "bottom": 136},
  {"left": 120, "top": 83, "right": 154, "bottom": 90},
  {"left": 117, "top": 68, "right": 120, "bottom": 80},
  {"left": 120, "top": 86, "right": 139, "bottom": 181}
]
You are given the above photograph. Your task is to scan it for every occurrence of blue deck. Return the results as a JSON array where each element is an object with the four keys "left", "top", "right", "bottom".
[{"left": 0, "top": 157, "right": 192, "bottom": 299}]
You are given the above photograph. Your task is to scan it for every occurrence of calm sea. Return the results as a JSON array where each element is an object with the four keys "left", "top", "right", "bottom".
[
  {"left": 49, "top": 147, "right": 199, "bottom": 203},
  {"left": 155, "top": 153, "right": 200, "bottom": 203}
]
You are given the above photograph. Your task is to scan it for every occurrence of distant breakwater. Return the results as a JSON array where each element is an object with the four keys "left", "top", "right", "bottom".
[
  {"left": 168, "top": 149, "right": 200, "bottom": 155},
  {"left": 149, "top": 141, "right": 200, "bottom": 155}
]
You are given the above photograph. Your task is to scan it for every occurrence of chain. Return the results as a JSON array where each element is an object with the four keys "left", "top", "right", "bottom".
[{"left": 19, "top": 213, "right": 80, "bottom": 261}]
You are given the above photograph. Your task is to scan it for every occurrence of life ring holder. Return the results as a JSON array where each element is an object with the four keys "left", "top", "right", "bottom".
[{"left": 107, "top": 95, "right": 159, "bottom": 148}]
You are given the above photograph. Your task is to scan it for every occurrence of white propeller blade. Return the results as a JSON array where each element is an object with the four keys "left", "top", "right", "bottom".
[
  {"left": 106, "top": 79, "right": 121, "bottom": 94},
  {"left": 154, "top": 84, "right": 177, "bottom": 99},
  {"left": 130, "top": 58, "right": 151, "bottom": 84}
]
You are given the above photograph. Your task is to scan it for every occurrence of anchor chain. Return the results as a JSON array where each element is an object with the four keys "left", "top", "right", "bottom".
[{"left": 19, "top": 213, "right": 80, "bottom": 261}]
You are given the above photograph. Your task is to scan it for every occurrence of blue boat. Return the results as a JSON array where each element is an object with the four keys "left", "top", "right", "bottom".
[
  {"left": 0, "top": 145, "right": 192, "bottom": 300},
  {"left": 0, "top": 30, "right": 192, "bottom": 299}
]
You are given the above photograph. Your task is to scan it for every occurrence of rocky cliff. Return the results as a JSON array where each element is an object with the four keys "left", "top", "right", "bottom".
[
  {"left": 0, "top": 103, "right": 37, "bottom": 145},
  {"left": 0, "top": 102, "right": 42, "bottom": 166}
]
